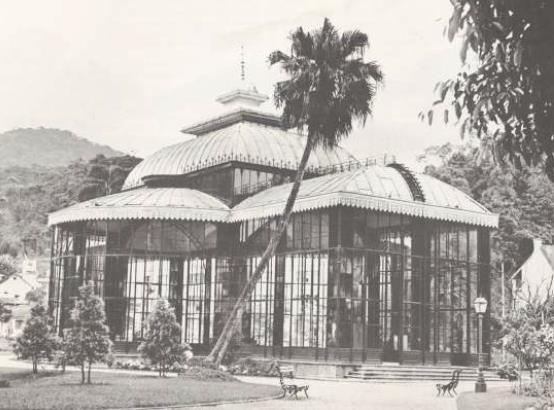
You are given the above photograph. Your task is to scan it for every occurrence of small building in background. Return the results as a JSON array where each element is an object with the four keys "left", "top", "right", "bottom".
[
  {"left": 511, "top": 239, "right": 554, "bottom": 308},
  {"left": 0, "top": 271, "right": 41, "bottom": 338}
]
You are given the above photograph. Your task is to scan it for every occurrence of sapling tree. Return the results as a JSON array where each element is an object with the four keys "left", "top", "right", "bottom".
[
  {"left": 65, "top": 282, "right": 112, "bottom": 384},
  {"left": 14, "top": 303, "right": 58, "bottom": 374},
  {"left": 138, "top": 299, "right": 189, "bottom": 376}
]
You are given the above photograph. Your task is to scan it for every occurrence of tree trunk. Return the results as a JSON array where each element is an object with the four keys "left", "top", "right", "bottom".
[
  {"left": 81, "top": 363, "right": 85, "bottom": 385},
  {"left": 87, "top": 360, "right": 92, "bottom": 384},
  {"left": 206, "top": 134, "right": 316, "bottom": 367},
  {"left": 32, "top": 357, "right": 37, "bottom": 374},
  {"left": 517, "top": 356, "right": 523, "bottom": 395}
]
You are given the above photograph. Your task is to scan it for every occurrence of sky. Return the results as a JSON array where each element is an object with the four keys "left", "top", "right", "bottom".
[{"left": 0, "top": 0, "right": 466, "bottom": 167}]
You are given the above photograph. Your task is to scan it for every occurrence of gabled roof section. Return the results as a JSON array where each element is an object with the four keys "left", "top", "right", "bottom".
[
  {"left": 511, "top": 241, "right": 554, "bottom": 280},
  {"left": 542, "top": 245, "right": 554, "bottom": 268}
]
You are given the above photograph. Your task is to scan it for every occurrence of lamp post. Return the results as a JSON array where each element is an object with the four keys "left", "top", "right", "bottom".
[{"left": 474, "top": 296, "right": 488, "bottom": 393}]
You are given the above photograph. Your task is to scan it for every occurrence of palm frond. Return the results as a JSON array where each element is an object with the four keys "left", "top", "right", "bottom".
[
  {"left": 268, "top": 18, "right": 383, "bottom": 148},
  {"left": 341, "top": 30, "right": 369, "bottom": 58}
]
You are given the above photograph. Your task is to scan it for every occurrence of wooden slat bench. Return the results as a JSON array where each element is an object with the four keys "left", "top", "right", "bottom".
[{"left": 277, "top": 365, "right": 295, "bottom": 379}]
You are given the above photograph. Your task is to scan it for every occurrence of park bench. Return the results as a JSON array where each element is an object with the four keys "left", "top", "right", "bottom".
[
  {"left": 277, "top": 364, "right": 309, "bottom": 399},
  {"left": 277, "top": 364, "right": 294, "bottom": 379},
  {"left": 435, "top": 369, "right": 462, "bottom": 397}
]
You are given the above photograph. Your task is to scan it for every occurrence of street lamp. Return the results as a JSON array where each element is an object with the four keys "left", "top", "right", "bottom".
[{"left": 474, "top": 296, "right": 488, "bottom": 393}]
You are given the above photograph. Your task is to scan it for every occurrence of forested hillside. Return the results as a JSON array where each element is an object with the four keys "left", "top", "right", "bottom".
[
  {"left": 0, "top": 155, "right": 141, "bottom": 258},
  {"left": 0, "top": 128, "right": 123, "bottom": 168}
]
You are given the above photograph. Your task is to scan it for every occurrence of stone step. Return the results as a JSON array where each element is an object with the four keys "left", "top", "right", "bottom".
[
  {"left": 347, "top": 372, "right": 502, "bottom": 381},
  {"left": 354, "top": 368, "right": 481, "bottom": 375},
  {"left": 346, "top": 365, "right": 505, "bottom": 382},
  {"left": 345, "top": 363, "right": 503, "bottom": 382}
]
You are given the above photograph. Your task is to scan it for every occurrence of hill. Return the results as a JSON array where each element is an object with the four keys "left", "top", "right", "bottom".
[{"left": 0, "top": 127, "right": 123, "bottom": 168}]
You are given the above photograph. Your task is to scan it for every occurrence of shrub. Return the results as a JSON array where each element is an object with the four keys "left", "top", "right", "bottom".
[
  {"left": 179, "top": 366, "right": 236, "bottom": 381},
  {"left": 64, "top": 283, "right": 112, "bottom": 384},
  {"left": 228, "top": 357, "right": 280, "bottom": 377},
  {"left": 105, "top": 352, "right": 115, "bottom": 368},
  {"left": 138, "top": 299, "right": 190, "bottom": 377},
  {"left": 13, "top": 304, "right": 58, "bottom": 374}
]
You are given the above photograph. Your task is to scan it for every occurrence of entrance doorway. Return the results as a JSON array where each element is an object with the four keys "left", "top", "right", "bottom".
[{"left": 379, "top": 254, "right": 403, "bottom": 363}]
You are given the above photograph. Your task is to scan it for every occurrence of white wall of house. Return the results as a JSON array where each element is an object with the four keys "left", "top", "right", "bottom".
[
  {"left": 0, "top": 273, "right": 41, "bottom": 339},
  {"left": 512, "top": 239, "right": 554, "bottom": 307},
  {"left": 0, "top": 305, "right": 28, "bottom": 338},
  {"left": 0, "top": 274, "right": 39, "bottom": 303}
]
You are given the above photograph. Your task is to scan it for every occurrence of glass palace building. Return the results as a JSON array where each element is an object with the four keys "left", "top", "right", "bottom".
[{"left": 48, "top": 81, "right": 498, "bottom": 366}]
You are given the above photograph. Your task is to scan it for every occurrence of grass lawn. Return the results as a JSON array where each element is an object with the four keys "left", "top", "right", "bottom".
[
  {"left": 457, "top": 387, "right": 537, "bottom": 410},
  {"left": 0, "top": 368, "right": 281, "bottom": 410}
]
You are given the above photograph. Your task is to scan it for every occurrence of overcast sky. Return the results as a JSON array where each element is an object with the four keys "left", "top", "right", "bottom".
[{"left": 0, "top": 0, "right": 466, "bottom": 167}]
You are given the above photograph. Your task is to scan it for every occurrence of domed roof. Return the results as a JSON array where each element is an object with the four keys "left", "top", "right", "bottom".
[
  {"left": 50, "top": 164, "right": 498, "bottom": 228},
  {"left": 231, "top": 164, "right": 498, "bottom": 227},
  {"left": 48, "top": 187, "right": 230, "bottom": 225},
  {"left": 122, "top": 120, "right": 356, "bottom": 190}
]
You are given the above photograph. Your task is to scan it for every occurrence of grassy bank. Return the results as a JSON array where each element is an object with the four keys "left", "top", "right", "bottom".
[{"left": 0, "top": 368, "right": 281, "bottom": 409}]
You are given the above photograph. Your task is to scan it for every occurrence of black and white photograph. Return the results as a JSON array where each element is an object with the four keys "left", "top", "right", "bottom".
[{"left": 0, "top": 1, "right": 553, "bottom": 409}]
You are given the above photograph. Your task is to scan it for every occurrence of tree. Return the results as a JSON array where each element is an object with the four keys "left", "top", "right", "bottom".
[
  {"left": 0, "top": 254, "right": 17, "bottom": 280},
  {"left": 421, "top": 143, "right": 554, "bottom": 272},
  {"left": 0, "top": 255, "right": 17, "bottom": 323},
  {"left": 206, "top": 18, "right": 383, "bottom": 366},
  {"left": 0, "top": 302, "right": 10, "bottom": 323},
  {"left": 78, "top": 155, "right": 142, "bottom": 201},
  {"left": 65, "top": 283, "right": 112, "bottom": 384},
  {"left": 138, "top": 299, "right": 188, "bottom": 377},
  {"left": 503, "top": 309, "right": 540, "bottom": 394},
  {"left": 426, "top": 0, "right": 554, "bottom": 182},
  {"left": 25, "top": 288, "right": 46, "bottom": 305},
  {"left": 420, "top": 143, "right": 554, "bottom": 327},
  {"left": 14, "top": 304, "right": 58, "bottom": 374}
]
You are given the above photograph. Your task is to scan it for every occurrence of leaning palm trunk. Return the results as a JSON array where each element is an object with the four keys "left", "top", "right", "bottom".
[{"left": 206, "top": 135, "right": 315, "bottom": 366}]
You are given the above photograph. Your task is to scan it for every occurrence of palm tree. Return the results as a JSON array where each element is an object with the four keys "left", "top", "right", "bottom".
[
  {"left": 206, "top": 18, "right": 384, "bottom": 366},
  {"left": 78, "top": 155, "right": 141, "bottom": 201}
]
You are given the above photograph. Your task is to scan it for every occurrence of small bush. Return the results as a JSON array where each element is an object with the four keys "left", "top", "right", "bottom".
[
  {"left": 112, "top": 359, "right": 151, "bottom": 371},
  {"left": 228, "top": 357, "right": 280, "bottom": 377},
  {"left": 179, "top": 366, "right": 236, "bottom": 381},
  {"left": 0, "top": 380, "right": 9, "bottom": 388},
  {"left": 187, "top": 357, "right": 218, "bottom": 369},
  {"left": 105, "top": 353, "right": 115, "bottom": 368}
]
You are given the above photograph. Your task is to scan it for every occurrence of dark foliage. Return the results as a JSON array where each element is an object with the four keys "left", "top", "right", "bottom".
[
  {"left": 65, "top": 283, "right": 112, "bottom": 384},
  {"left": 0, "top": 154, "right": 140, "bottom": 258},
  {"left": 14, "top": 304, "right": 58, "bottom": 374},
  {"left": 421, "top": 143, "right": 554, "bottom": 320},
  {"left": 425, "top": 1, "right": 554, "bottom": 181},
  {"left": 269, "top": 18, "right": 383, "bottom": 147},
  {"left": 78, "top": 154, "right": 141, "bottom": 201}
]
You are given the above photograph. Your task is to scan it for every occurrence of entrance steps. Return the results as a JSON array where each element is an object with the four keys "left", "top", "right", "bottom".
[{"left": 346, "top": 365, "right": 504, "bottom": 382}]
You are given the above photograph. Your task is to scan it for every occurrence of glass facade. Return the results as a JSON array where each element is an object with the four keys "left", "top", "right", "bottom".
[{"left": 49, "top": 206, "right": 491, "bottom": 365}]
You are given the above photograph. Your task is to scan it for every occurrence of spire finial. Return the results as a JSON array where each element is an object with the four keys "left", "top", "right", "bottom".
[{"left": 240, "top": 45, "right": 245, "bottom": 81}]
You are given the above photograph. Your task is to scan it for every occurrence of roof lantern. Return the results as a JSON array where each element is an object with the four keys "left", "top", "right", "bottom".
[
  {"left": 181, "top": 46, "right": 273, "bottom": 136},
  {"left": 215, "top": 46, "right": 268, "bottom": 109}
]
